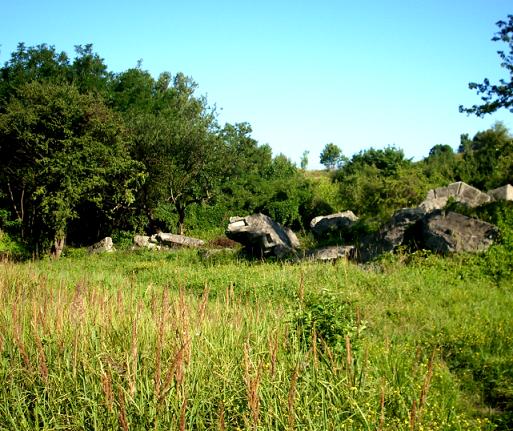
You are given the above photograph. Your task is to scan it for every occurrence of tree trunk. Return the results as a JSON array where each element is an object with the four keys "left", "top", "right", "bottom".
[
  {"left": 52, "top": 235, "right": 65, "bottom": 259},
  {"left": 176, "top": 205, "right": 186, "bottom": 236}
]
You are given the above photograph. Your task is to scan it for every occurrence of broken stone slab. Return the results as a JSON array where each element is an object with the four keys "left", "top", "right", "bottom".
[
  {"left": 226, "top": 213, "right": 300, "bottom": 258},
  {"left": 88, "top": 237, "right": 115, "bottom": 253},
  {"left": 310, "top": 211, "right": 358, "bottom": 239},
  {"left": 422, "top": 211, "right": 498, "bottom": 253},
  {"left": 488, "top": 184, "right": 513, "bottom": 202},
  {"left": 420, "top": 181, "right": 491, "bottom": 212},
  {"left": 359, "top": 207, "right": 426, "bottom": 260},
  {"left": 306, "top": 245, "right": 356, "bottom": 261},
  {"left": 156, "top": 233, "right": 205, "bottom": 248},
  {"left": 132, "top": 235, "right": 160, "bottom": 250}
]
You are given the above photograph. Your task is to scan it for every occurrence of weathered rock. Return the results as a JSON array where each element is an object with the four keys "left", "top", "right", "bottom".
[
  {"left": 358, "top": 206, "right": 499, "bottom": 261},
  {"left": 422, "top": 211, "right": 498, "bottom": 253},
  {"left": 307, "top": 245, "right": 355, "bottom": 261},
  {"left": 488, "top": 184, "right": 513, "bottom": 202},
  {"left": 156, "top": 233, "right": 205, "bottom": 248},
  {"left": 133, "top": 235, "right": 160, "bottom": 250},
  {"left": 310, "top": 211, "right": 358, "bottom": 238},
  {"left": 89, "top": 237, "right": 115, "bottom": 253},
  {"left": 226, "top": 213, "right": 300, "bottom": 258},
  {"left": 420, "top": 181, "right": 491, "bottom": 211}
]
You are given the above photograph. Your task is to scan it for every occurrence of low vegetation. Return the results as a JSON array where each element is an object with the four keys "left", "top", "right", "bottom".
[{"left": 0, "top": 244, "right": 512, "bottom": 430}]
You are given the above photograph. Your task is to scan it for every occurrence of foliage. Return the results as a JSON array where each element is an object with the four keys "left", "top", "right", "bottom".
[
  {"left": 460, "top": 14, "right": 513, "bottom": 116},
  {"left": 319, "top": 142, "right": 345, "bottom": 170},
  {"left": 289, "top": 289, "right": 362, "bottom": 354},
  {"left": 456, "top": 122, "right": 513, "bottom": 190},
  {"left": 0, "top": 80, "right": 144, "bottom": 255},
  {"left": 333, "top": 147, "right": 431, "bottom": 220}
]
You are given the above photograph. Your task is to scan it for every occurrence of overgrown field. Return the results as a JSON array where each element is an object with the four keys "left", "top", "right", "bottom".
[{"left": 0, "top": 249, "right": 512, "bottom": 430}]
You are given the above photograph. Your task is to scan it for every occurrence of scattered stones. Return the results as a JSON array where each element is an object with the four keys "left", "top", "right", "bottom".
[
  {"left": 88, "top": 237, "right": 115, "bottom": 253},
  {"left": 226, "top": 213, "right": 300, "bottom": 258},
  {"left": 310, "top": 211, "right": 358, "bottom": 239}
]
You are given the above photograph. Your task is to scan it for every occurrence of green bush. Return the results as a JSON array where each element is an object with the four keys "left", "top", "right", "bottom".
[{"left": 289, "top": 289, "right": 363, "bottom": 354}]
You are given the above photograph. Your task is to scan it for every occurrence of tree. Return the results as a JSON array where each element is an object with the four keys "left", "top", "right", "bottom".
[
  {"left": 300, "top": 150, "right": 309, "bottom": 170},
  {"left": 456, "top": 122, "right": 513, "bottom": 189},
  {"left": 333, "top": 146, "right": 429, "bottom": 220},
  {"left": 460, "top": 15, "right": 513, "bottom": 116},
  {"left": 125, "top": 72, "right": 226, "bottom": 234},
  {"left": 320, "top": 143, "right": 344, "bottom": 170},
  {"left": 0, "top": 81, "right": 144, "bottom": 257}
]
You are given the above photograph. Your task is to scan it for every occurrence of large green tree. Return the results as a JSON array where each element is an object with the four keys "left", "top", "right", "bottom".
[
  {"left": 460, "top": 15, "right": 513, "bottom": 116},
  {"left": 120, "top": 71, "right": 225, "bottom": 234},
  {"left": 0, "top": 81, "right": 144, "bottom": 257}
]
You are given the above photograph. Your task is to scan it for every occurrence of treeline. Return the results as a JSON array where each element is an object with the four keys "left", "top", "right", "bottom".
[
  {"left": 0, "top": 44, "right": 313, "bottom": 257},
  {"left": 1, "top": 44, "right": 512, "bottom": 258}
]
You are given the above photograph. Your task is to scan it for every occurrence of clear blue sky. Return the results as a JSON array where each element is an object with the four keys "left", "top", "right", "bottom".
[{"left": 1, "top": 0, "right": 512, "bottom": 168}]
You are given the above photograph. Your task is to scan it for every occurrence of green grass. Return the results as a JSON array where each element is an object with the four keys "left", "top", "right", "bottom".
[{"left": 0, "top": 248, "right": 512, "bottom": 430}]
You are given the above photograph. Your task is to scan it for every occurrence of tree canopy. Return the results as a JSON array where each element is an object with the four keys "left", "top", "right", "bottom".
[{"left": 460, "top": 15, "right": 513, "bottom": 116}]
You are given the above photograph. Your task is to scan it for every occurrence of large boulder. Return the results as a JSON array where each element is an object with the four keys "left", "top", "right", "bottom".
[
  {"left": 359, "top": 207, "right": 425, "bottom": 260},
  {"left": 156, "top": 232, "right": 204, "bottom": 248},
  {"left": 89, "top": 237, "right": 115, "bottom": 253},
  {"left": 133, "top": 235, "right": 160, "bottom": 250},
  {"left": 420, "top": 181, "right": 491, "bottom": 212},
  {"left": 226, "top": 213, "right": 300, "bottom": 258},
  {"left": 422, "top": 211, "right": 498, "bottom": 253},
  {"left": 310, "top": 211, "right": 358, "bottom": 239},
  {"left": 488, "top": 184, "right": 513, "bottom": 202},
  {"left": 133, "top": 233, "right": 204, "bottom": 249},
  {"left": 359, "top": 207, "right": 499, "bottom": 260}
]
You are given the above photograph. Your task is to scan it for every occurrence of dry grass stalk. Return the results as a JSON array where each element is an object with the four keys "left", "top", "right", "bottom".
[
  {"left": 287, "top": 365, "right": 299, "bottom": 430},
  {"left": 321, "top": 338, "right": 337, "bottom": 373},
  {"left": 378, "top": 380, "right": 385, "bottom": 431},
  {"left": 268, "top": 332, "right": 278, "bottom": 378},
  {"left": 179, "top": 389, "right": 188, "bottom": 431},
  {"left": 12, "top": 303, "right": 32, "bottom": 372},
  {"left": 154, "top": 289, "right": 169, "bottom": 401},
  {"left": 345, "top": 335, "right": 353, "bottom": 384},
  {"left": 117, "top": 385, "right": 129, "bottom": 431},
  {"left": 33, "top": 330, "right": 48, "bottom": 384},
  {"left": 178, "top": 285, "right": 191, "bottom": 364},
  {"left": 416, "top": 349, "right": 436, "bottom": 425},
  {"left": 128, "top": 303, "right": 140, "bottom": 397},
  {"left": 409, "top": 399, "right": 417, "bottom": 431},
  {"left": 218, "top": 401, "right": 226, "bottom": 431},
  {"left": 101, "top": 366, "right": 114, "bottom": 413},
  {"left": 243, "top": 342, "right": 262, "bottom": 429},
  {"left": 158, "top": 341, "right": 187, "bottom": 406},
  {"left": 197, "top": 282, "right": 210, "bottom": 325},
  {"left": 312, "top": 326, "right": 318, "bottom": 369}
]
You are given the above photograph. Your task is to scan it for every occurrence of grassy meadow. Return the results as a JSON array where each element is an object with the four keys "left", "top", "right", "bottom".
[{"left": 0, "top": 248, "right": 512, "bottom": 430}]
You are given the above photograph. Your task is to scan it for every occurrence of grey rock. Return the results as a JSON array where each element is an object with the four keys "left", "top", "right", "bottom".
[
  {"left": 226, "top": 213, "right": 300, "bottom": 258},
  {"left": 310, "top": 211, "right": 358, "bottom": 238},
  {"left": 133, "top": 235, "right": 160, "bottom": 250},
  {"left": 488, "top": 184, "right": 513, "bottom": 202},
  {"left": 422, "top": 211, "right": 498, "bottom": 253},
  {"left": 420, "top": 181, "right": 491, "bottom": 211},
  {"left": 156, "top": 233, "right": 205, "bottom": 248},
  {"left": 307, "top": 245, "right": 356, "bottom": 261},
  {"left": 88, "top": 237, "right": 115, "bottom": 253}
]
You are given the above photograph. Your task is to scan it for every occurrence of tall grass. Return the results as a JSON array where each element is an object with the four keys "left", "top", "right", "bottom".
[{"left": 0, "top": 249, "right": 511, "bottom": 429}]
